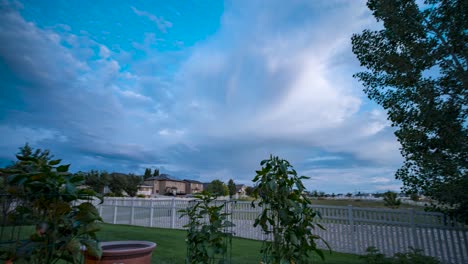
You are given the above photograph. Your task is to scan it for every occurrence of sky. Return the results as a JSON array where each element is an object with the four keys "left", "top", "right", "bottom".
[{"left": 0, "top": 0, "right": 405, "bottom": 194}]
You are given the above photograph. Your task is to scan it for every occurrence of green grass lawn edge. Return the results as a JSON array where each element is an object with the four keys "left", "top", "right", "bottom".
[{"left": 97, "top": 223, "right": 362, "bottom": 264}]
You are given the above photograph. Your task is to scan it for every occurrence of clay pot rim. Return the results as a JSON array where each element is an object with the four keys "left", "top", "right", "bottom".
[{"left": 97, "top": 240, "right": 157, "bottom": 257}]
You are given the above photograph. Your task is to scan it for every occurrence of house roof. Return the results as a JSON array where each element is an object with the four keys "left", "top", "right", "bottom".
[
  {"left": 183, "top": 179, "right": 202, "bottom": 184},
  {"left": 235, "top": 184, "right": 246, "bottom": 191},
  {"left": 145, "top": 174, "right": 185, "bottom": 182}
]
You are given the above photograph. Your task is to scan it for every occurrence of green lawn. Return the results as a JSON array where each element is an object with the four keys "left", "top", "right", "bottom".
[{"left": 97, "top": 223, "right": 362, "bottom": 264}]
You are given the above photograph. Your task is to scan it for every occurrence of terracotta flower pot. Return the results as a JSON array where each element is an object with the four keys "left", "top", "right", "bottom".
[{"left": 84, "top": 241, "right": 157, "bottom": 264}]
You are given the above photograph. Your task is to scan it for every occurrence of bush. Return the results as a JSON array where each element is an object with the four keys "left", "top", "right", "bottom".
[{"left": 360, "top": 247, "right": 440, "bottom": 264}]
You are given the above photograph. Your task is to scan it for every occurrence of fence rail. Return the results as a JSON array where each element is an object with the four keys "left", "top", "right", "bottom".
[{"left": 98, "top": 197, "right": 467, "bottom": 264}]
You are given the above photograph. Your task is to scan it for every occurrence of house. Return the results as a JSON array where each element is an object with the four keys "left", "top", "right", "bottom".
[
  {"left": 183, "top": 179, "right": 204, "bottom": 194},
  {"left": 143, "top": 174, "right": 186, "bottom": 196},
  {"left": 136, "top": 184, "right": 153, "bottom": 197},
  {"left": 235, "top": 184, "right": 247, "bottom": 198}
]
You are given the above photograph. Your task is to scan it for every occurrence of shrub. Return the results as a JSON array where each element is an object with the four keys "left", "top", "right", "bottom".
[{"left": 360, "top": 247, "right": 440, "bottom": 264}]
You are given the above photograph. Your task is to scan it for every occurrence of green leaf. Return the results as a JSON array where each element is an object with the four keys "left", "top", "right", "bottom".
[
  {"left": 57, "top": 164, "right": 70, "bottom": 172},
  {"left": 82, "top": 239, "right": 102, "bottom": 258},
  {"left": 48, "top": 159, "right": 62, "bottom": 166}
]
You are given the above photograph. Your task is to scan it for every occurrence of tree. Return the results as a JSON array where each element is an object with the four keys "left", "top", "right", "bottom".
[
  {"left": 205, "top": 180, "right": 228, "bottom": 196},
  {"left": 245, "top": 186, "right": 254, "bottom": 197},
  {"left": 227, "top": 179, "right": 236, "bottom": 198},
  {"left": 144, "top": 168, "right": 152, "bottom": 179},
  {"left": 383, "top": 191, "right": 401, "bottom": 209},
  {"left": 108, "top": 173, "right": 127, "bottom": 196},
  {"left": 83, "top": 170, "right": 109, "bottom": 194},
  {"left": 153, "top": 168, "right": 160, "bottom": 177},
  {"left": 352, "top": 0, "right": 467, "bottom": 222},
  {"left": 124, "top": 173, "right": 142, "bottom": 197}
]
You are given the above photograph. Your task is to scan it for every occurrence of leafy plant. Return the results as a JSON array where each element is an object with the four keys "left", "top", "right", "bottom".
[
  {"left": 252, "top": 155, "right": 329, "bottom": 264},
  {"left": 360, "top": 247, "right": 391, "bottom": 264},
  {"left": 179, "top": 192, "right": 235, "bottom": 264},
  {"left": 0, "top": 148, "right": 103, "bottom": 264},
  {"left": 360, "top": 247, "right": 440, "bottom": 264},
  {"left": 383, "top": 191, "right": 401, "bottom": 209}
]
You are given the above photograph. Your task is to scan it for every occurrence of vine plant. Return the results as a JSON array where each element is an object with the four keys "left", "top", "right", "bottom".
[
  {"left": 252, "top": 155, "right": 329, "bottom": 264},
  {"left": 180, "top": 192, "right": 235, "bottom": 264}
]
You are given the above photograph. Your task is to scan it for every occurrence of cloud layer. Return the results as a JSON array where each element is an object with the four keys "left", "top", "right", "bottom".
[{"left": 0, "top": 0, "right": 403, "bottom": 193}]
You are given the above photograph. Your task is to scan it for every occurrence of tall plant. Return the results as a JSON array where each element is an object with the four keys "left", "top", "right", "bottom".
[
  {"left": 180, "top": 193, "right": 234, "bottom": 264},
  {"left": 252, "top": 155, "right": 329, "bottom": 264},
  {"left": 0, "top": 151, "right": 103, "bottom": 264}
]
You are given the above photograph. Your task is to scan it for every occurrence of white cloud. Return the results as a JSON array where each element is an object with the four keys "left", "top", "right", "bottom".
[
  {"left": 131, "top": 6, "right": 172, "bottom": 33},
  {"left": 99, "top": 45, "right": 110, "bottom": 59}
]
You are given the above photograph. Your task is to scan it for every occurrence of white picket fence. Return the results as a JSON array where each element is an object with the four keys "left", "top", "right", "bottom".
[{"left": 97, "top": 198, "right": 468, "bottom": 264}]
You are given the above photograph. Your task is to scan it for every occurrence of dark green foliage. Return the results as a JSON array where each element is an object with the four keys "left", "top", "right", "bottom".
[
  {"left": 123, "top": 173, "right": 142, "bottom": 197},
  {"left": 107, "top": 173, "right": 142, "bottom": 197},
  {"left": 245, "top": 186, "right": 254, "bottom": 197},
  {"left": 360, "top": 247, "right": 440, "bottom": 264},
  {"left": 179, "top": 193, "right": 234, "bottom": 264},
  {"left": 383, "top": 191, "right": 401, "bottom": 208},
  {"left": 352, "top": 0, "right": 468, "bottom": 222},
  {"left": 227, "top": 179, "right": 236, "bottom": 198},
  {"left": 360, "top": 247, "right": 389, "bottom": 264},
  {"left": 206, "top": 180, "right": 229, "bottom": 196},
  {"left": 409, "top": 193, "right": 419, "bottom": 202},
  {"left": 153, "top": 168, "right": 160, "bottom": 177},
  {"left": 0, "top": 145, "right": 102, "bottom": 264},
  {"left": 82, "top": 170, "right": 109, "bottom": 194},
  {"left": 252, "top": 155, "right": 328, "bottom": 264},
  {"left": 144, "top": 168, "right": 152, "bottom": 179}
]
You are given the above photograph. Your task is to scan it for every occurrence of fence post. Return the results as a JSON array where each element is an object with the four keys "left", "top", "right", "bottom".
[
  {"left": 149, "top": 200, "right": 154, "bottom": 227},
  {"left": 99, "top": 205, "right": 103, "bottom": 217},
  {"left": 348, "top": 205, "right": 357, "bottom": 253},
  {"left": 130, "top": 200, "right": 135, "bottom": 225},
  {"left": 113, "top": 205, "right": 118, "bottom": 224},
  {"left": 410, "top": 208, "right": 418, "bottom": 249},
  {"left": 171, "top": 198, "right": 176, "bottom": 229}
]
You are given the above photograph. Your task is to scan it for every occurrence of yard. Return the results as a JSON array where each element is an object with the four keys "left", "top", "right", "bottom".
[{"left": 97, "top": 223, "right": 362, "bottom": 264}]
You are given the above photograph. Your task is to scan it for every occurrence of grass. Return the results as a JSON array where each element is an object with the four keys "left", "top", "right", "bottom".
[{"left": 97, "top": 223, "right": 362, "bottom": 264}]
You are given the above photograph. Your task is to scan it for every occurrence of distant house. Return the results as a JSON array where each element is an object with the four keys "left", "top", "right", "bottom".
[
  {"left": 183, "top": 179, "right": 203, "bottom": 194},
  {"left": 235, "top": 184, "right": 247, "bottom": 198},
  {"left": 144, "top": 174, "right": 186, "bottom": 196},
  {"left": 137, "top": 184, "right": 153, "bottom": 197}
]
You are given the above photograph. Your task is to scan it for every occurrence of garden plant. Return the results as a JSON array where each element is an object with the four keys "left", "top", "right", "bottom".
[
  {"left": 0, "top": 148, "right": 103, "bottom": 264},
  {"left": 180, "top": 192, "right": 235, "bottom": 264},
  {"left": 252, "top": 155, "right": 329, "bottom": 264}
]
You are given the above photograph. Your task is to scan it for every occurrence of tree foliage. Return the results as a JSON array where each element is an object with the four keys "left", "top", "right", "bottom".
[
  {"left": 83, "top": 170, "right": 109, "bottom": 194},
  {"left": 352, "top": 0, "right": 467, "bottom": 222},
  {"left": 153, "top": 168, "right": 160, "bottom": 177},
  {"left": 206, "top": 180, "right": 229, "bottom": 196},
  {"left": 144, "top": 168, "right": 152, "bottom": 179},
  {"left": 227, "top": 179, "right": 236, "bottom": 198},
  {"left": 383, "top": 191, "right": 401, "bottom": 209},
  {"left": 252, "top": 155, "right": 328, "bottom": 263}
]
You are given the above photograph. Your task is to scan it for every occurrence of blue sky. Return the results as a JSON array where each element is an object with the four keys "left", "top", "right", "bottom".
[{"left": 0, "top": 0, "right": 404, "bottom": 194}]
